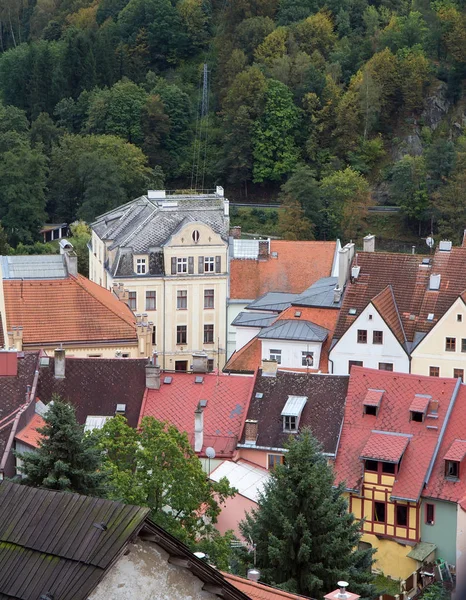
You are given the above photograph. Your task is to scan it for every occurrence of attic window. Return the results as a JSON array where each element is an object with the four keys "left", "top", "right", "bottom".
[
  {"left": 164, "top": 376, "right": 173, "bottom": 384},
  {"left": 422, "top": 258, "right": 430, "bottom": 265},
  {"left": 445, "top": 460, "right": 459, "bottom": 480},
  {"left": 281, "top": 396, "right": 307, "bottom": 433},
  {"left": 192, "top": 230, "right": 200, "bottom": 243},
  {"left": 349, "top": 308, "right": 357, "bottom": 315},
  {"left": 195, "top": 376, "right": 204, "bottom": 383},
  {"left": 363, "top": 389, "right": 384, "bottom": 416},
  {"left": 409, "top": 394, "right": 430, "bottom": 422},
  {"left": 115, "top": 404, "right": 126, "bottom": 415},
  {"left": 295, "top": 311, "right": 302, "bottom": 318}
]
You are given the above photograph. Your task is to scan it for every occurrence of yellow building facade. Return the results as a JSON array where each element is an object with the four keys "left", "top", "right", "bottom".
[{"left": 89, "top": 190, "right": 229, "bottom": 370}]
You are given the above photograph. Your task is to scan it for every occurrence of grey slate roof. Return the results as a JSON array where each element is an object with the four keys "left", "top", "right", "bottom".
[
  {"left": 294, "top": 276, "right": 341, "bottom": 308},
  {"left": 231, "top": 312, "right": 277, "bottom": 328},
  {"left": 246, "top": 292, "right": 296, "bottom": 312},
  {"left": 258, "top": 319, "right": 329, "bottom": 342},
  {"left": 1, "top": 255, "right": 67, "bottom": 279}
]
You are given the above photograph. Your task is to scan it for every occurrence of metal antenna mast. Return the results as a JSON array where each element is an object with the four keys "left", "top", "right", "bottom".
[{"left": 190, "top": 63, "right": 210, "bottom": 192}]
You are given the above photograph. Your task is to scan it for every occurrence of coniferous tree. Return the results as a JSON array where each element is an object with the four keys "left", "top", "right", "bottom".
[
  {"left": 240, "top": 430, "right": 376, "bottom": 600},
  {"left": 18, "top": 397, "right": 106, "bottom": 496}
]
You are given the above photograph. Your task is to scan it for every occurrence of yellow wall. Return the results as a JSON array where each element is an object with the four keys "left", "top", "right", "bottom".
[
  {"left": 411, "top": 297, "right": 466, "bottom": 377},
  {"left": 24, "top": 342, "right": 139, "bottom": 358},
  {"left": 360, "top": 532, "right": 418, "bottom": 580},
  {"left": 90, "top": 222, "right": 228, "bottom": 370}
]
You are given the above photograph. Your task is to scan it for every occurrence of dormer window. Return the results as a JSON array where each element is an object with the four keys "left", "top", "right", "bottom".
[
  {"left": 136, "top": 257, "right": 146, "bottom": 274},
  {"left": 445, "top": 460, "right": 459, "bottom": 480},
  {"left": 363, "top": 389, "right": 384, "bottom": 416},
  {"left": 409, "top": 394, "right": 431, "bottom": 423},
  {"left": 281, "top": 395, "right": 307, "bottom": 433}
]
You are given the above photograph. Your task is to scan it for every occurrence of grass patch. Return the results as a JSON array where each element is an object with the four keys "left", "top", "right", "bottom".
[{"left": 374, "top": 573, "right": 401, "bottom": 596}]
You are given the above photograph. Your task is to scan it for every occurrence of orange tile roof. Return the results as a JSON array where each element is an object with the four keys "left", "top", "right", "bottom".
[
  {"left": 363, "top": 389, "right": 384, "bottom": 407},
  {"left": 225, "top": 337, "right": 262, "bottom": 373},
  {"left": 409, "top": 394, "right": 431, "bottom": 414},
  {"left": 371, "top": 285, "right": 407, "bottom": 345},
  {"left": 15, "top": 413, "right": 45, "bottom": 448},
  {"left": 444, "top": 439, "right": 466, "bottom": 462},
  {"left": 3, "top": 275, "right": 137, "bottom": 346},
  {"left": 360, "top": 432, "right": 410, "bottom": 463},
  {"left": 334, "top": 367, "right": 457, "bottom": 502},
  {"left": 230, "top": 241, "right": 336, "bottom": 300},
  {"left": 223, "top": 573, "right": 312, "bottom": 599}
]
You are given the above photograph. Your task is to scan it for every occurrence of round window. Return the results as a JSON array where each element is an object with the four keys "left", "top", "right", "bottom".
[{"left": 192, "top": 230, "right": 200, "bottom": 243}]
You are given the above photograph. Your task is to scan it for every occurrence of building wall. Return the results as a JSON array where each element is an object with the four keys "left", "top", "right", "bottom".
[
  {"left": 261, "top": 338, "right": 323, "bottom": 370},
  {"left": 359, "top": 532, "right": 417, "bottom": 580},
  {"left": 411, "top": 297, "right": 466, "bottom": 378},
  {"left": 420, "top": 499, "right": 457, "bottom": 566},
  {"left": 330, "top": 303, "right": 410, "bottom": 375},
  {"left": 457, "top": 505, "right": 466, "bottom": 597},
  {"left": 227, "top": 302, "right": 247, "bottom": 359},
  {"left": 215, "top": 493, "right": 257, "bottom": 539},
  {"left": 235, "top": 325, "right": 261, "bottom": 353},
  {"left": 91, "top": 222, "right": 229, "bottom": 370},
  {"left": 24, "top": 343, "right": 139, "bottom": 359},
  {"left": 89, "top": 540, "right": 218, "bottom": 600},
  {"left": 236, "top": 447, "right": 285, "bottom": 470}
]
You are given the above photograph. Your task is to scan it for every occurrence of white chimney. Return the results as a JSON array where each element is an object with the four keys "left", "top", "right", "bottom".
[
  {"left": 333, "top": 285, "right": 342, "bottom": 304},
  {"left": 351, "top": 266, "right": 360, "bottom": 280},
  {"left": 148, "top": 190, "right": 166, "bottom": 199},
  {"left": 194, "top": 405, "right": 204, "bottom": 453},
  {"left": 54, "top": 348, "right": 65, "bottom": 379},
  {"left": 216, "top": 186, "right": 224, "bottom": 197},
  {"left": 193, "top": 352, "right": 208, "bottom": 373},
  {"left": 439, "top": 240, "right": 452, "bottom": 252},
  {"left": 363, "top": 234, "right": 375, "bottom": 252},
  {"left": 247, "top": 569, "right": 260, "bottom": 582},
  {"left": 324, "top": 581, "right": 360, "bottom": 600},
  {"left": 224, "top": 198, "right": 229, "bottom": 216},
  {"left": 429, "top": 273, "right": 441, "bottom": 290},
  {"left": 338, "top": 247, "right": 350, "bottom": 290},
  {"left": 146, "top": 354, "right": 161, "bottom": 390}
]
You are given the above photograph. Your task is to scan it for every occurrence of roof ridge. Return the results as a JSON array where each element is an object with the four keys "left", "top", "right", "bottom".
[{"left": 74, "top": 275, "right": 135, "bottom": 329}]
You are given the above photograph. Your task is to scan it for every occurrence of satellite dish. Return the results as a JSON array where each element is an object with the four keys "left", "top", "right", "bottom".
[
  {"left": 206, "top": 447, "right": 216, "bottom": 459},
  {"left": 426, "top": 236, "right": 435, "bottom": 248}
]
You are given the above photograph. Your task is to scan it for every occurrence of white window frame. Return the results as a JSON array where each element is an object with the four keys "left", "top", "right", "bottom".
[
  {"left": 269, "top": 349, "right": 281, "bottom": 364},
  {"left": 302, "top": 351, "right": 314, "bottom": 367},
  {"left": 177, "top": 257, "right": 188, "bottom": 274},
  {"left": 136, "top": 257, "right": 147, "bottom": 275},
  {"left": 204, "top": 257, "right": 215, "bottom": 272},
  {"left": 283, "top": 415, "right": 297, "bottom": 432}
]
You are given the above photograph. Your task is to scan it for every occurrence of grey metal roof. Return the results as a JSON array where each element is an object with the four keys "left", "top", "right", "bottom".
[
  {"left": 258, "top": 319, "right": 329, "bottom": 342},
  {"left": 293, "top": 276, "right": 341, "bottom": 308},
  {"left": 246, "top": 292, "right": 296, "bottom": 312},
  {"left": 1, "top": 255, "right": 67, "bottom": 279},
  {"left": 231, "top": 311, "right": 277, "bottom": 328},
  {"left": 92, "top": 195, "right": 228, "bottom": 254},
  {"left": 281, "top": 395, "right": 307, "bottom": 417}
]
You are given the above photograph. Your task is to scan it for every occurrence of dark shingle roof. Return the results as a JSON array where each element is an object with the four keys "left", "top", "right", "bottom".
[
  {"left": 231, "top": 312, "right": 277, "bottom": 328},
  {"left": 293, "top": 276, "right": 341, "bottom": 308},
  {"left": 241, "top": 371, "right": 349, "bottom": 454},
  {"left": 36, "top": 358, "right": 147, "bottom": 428},
  {"left": 0, "top": 481, "right": 149, "bottom": 600}
]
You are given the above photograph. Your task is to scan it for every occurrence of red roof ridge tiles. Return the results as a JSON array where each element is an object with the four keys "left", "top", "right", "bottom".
[{"left": 223, "top": 572, "right": 313, "bottom": 600}]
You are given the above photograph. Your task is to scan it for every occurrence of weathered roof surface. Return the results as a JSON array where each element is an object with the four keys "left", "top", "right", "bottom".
[
  {"left": 246, "top": 292, "right": 296, "bottom": 312},
  {"left": 424, "top": 384, "right": 466, "bottom": 504},
  {"left": 15, "top": 412, "right": 45, "bottom": 448},
  {"left": 240, "top": 371, "right": 349, "bottom": 455},
  {"left": 210, "top": 460, "right": 269, "bottom": 502},
  {"left": 232, "top": 312, "right": 277, "bottom": 328},
  {"left": 36, "top": 357, "right": 147, "bottom": 428},
  {"left": 224, "top": 337, "right": 262, "bottom": 374},
  {"left": 140, "top": 372, "right": 256, "bottom": 457},
  {"left": 0, "top": 481, "right": 149, "bottom": 600},
  {"left": 360, "top": 432, "right": 410, "bottom": 463},
  {"left": 334, "top": 367, "right": 457, "bottom": 502},
  {"left": 258, "top": 319, "right": 329, "bottom": 342},
  {"left": 293, "top": 276, "right": 341, "bottom": 308},
  {"left": 1, "top": 255, "right": 68, "bottom": 279},
  {"left": 334, "top": 252, "right": 430, "bottom": 343},
  {"left": 371, "top": 285, "right": 407, "bottom": 346},
  {"left": 444, "top": 439, "right": 466, "bottom": 461},
  {"left": 230, "top": 241, "right": 336, "bottom": 300},
  {"left": 406, "top": 542, "right": 437, "bottom": 562},
  {"left": 92, "top": 195, "right": 228, "bottom": 253},
  {"left": 3, "top": 275, "right": 137, "bottom": 346},
  {"left": 223, "top": 572, "right": 314, "bottom": 599}
]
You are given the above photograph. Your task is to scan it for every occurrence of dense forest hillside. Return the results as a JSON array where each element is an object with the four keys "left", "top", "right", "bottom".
[{"left": 0, "top": 0, "right": 466, "bottom": 248}]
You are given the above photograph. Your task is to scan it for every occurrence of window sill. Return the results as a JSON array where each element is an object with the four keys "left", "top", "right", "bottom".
[{"left": 176, "top": 308, "right": 188, "bottom": 311}]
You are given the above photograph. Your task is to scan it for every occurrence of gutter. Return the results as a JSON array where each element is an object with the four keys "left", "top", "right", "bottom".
[{"left": 236, "top": 443, "right": 334, "bottom": 458}]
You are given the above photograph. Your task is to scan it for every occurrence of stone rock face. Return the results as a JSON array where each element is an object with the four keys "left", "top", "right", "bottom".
[
  {"left": 421, "top": 81, "right": 450, "bottom": 130},
  {"left": 371, "top": 181, "right": 391, "bottom": 205}
]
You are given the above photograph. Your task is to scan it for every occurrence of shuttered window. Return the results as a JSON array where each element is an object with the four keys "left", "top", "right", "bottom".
[
  {"left": 215, "top": 256, "right": 221, "bottom": 273},
  {"left": 198, "top": 256, "right": 204, "bottom": 273},
  {"left": 188, "top": 256, "right": 194, "bottom": 274}
]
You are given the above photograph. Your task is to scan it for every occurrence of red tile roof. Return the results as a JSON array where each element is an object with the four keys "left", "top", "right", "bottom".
[
  {"left": 225, "top": 337, "right": 262, "bottom": 373},
  {"left": 371, "top": 285, "right": 407, "bottom": 345},
  {"left": 334, "top": 252, "right": 430, "bottom": 343},
  {"left": 334, "top": 367, "right": 457, "bottom": 502},
  {"left": 363, "top": 389, "right": 384, "bottom": 407},
  {"left": 223, "top": 573, "right": 313, "bottom": 599},
  {"left": 424, "top": 382, "right": 466, "bottom": 503},
  {"left": 3, "top": 275, "right": 137, "bottom": 346},
  {"left": 15, "top": 412, "right": 45, "bottom": 448},
  {"left": 409, "top": 394, "right": 431, "bottom": 414},
  {"left": 139, "top": 372, "right": 256, "bottom": 457},
  {"left": 360, "top": 432, "right": 410, "bottom": 463},
  {"left": 444, "top": 439, "right": 466, "bottom": 462},
  {"left": 230, "top": 241, "right": 336, "bottom": 300}
]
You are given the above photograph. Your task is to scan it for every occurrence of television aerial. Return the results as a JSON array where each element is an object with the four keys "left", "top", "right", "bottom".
[{"left": 426, "top": 236, "right": 435, "bottom": 249}]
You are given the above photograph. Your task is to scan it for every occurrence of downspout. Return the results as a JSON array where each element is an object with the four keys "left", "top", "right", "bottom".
[{"left": 163, "top": 276, "right": 166, "bottom": 371}]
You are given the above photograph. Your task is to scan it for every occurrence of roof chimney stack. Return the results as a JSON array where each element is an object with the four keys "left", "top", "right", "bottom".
[
  {"left": 463, "top": 229, "right": 466, "bottom": 248},
  {"left": 193, "top": 352, "right": 208, "bottom": 373},
  {"left": 8, "top": 326, "right": 23, "bottom": 352},
  {"left": 247, "top": 569, "right": 260, "bottom": 582},
  {"left": 324, "top": 581, "right": 360, "bottom": 600},
  {"left": 333, "top": 285, "right": 342, "bottom": 304},
  {"left": 244, "top": 419, "right": 258, "bottom": 445},
  {"left": 261, "top": 359, "right": 278, "bottom": 377},
  {"left": 363, "top": 234, "right": 375, "bottom": 252},
  {"left": 54, "top": 347, "right": 65, "bottom": 379},
  {"left": 146, "top": 353, "right": 160, "bottom": 390},
  {"left": 194, "top": 404, "right": 204, "bottom": 453}
]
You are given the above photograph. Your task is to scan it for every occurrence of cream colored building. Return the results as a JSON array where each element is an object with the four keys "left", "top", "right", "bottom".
[
  {"left": 411, "top": 295, "right": 466, "bottom": 378},
  {"left": 90, "top": 189, "right": 229, "bottom": 371}
]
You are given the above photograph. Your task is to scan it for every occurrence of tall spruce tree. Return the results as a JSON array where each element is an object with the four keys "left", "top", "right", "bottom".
[
  {"left": 18, "top": 397, "right": 106, "bottom": 496},
  {"left": 240, "top": 430, "right": 376, "bottom": 599}
]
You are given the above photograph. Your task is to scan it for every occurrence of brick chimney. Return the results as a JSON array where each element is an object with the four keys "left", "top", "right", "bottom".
[
  {"left": 244, "top": 420, "right": 258, "bottom": 445},
  {"left": 261, "top": 359, "right": 278, "bottom": 377},
  {"left": 54, "top": 348, "right": 65, "bottom": 379},
  {"left": 258, "top": 239, "right": 269, "bottom": 260},
  {"left": 8, "top": 326, "right": 23, "bottom": 351},
  {"left": 194, "top": 404, "right": 204, "bottom": 453},
  {"left": 146, "top": 353, "right": 161, "bottom": 390},
  {"left": 229, "top": 226, "right": 241, "bottom": 239}
]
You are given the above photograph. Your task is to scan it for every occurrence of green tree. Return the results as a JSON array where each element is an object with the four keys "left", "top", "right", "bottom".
[
  {"left": 0, "top": 222, "right": 11, "bottom": 255},
  {"left": 18, "top": 397, "right": 106, "bottom": 495},
  {"left": 93, "top": 415, "right": 236, "bottom": 565},
  {"left": 390, "top": 155, "right": 428, "bottom": 227},
  {"left": 30, "top": 112, "right": 62, "bottom": 154},
  {"left": 68, "top": 220, "right": 92, "bottom": 276},
  {"left": 278, "top": 196, "right": 314, "bottom": 240},
  {"left": 252, "top": 79, "right": 300, "bottom": 182},
  {"left": 436, "top": 170, "right": 466, "bottom": 245},
  {"left": 281, "top": 165, "right": 322, "bottom": 233},
  {"left": 240, "top": 430, "right": 376, "bottom": 599},
  {"left": 319, "top": 167, "right": 370, "bottom": 241}
]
